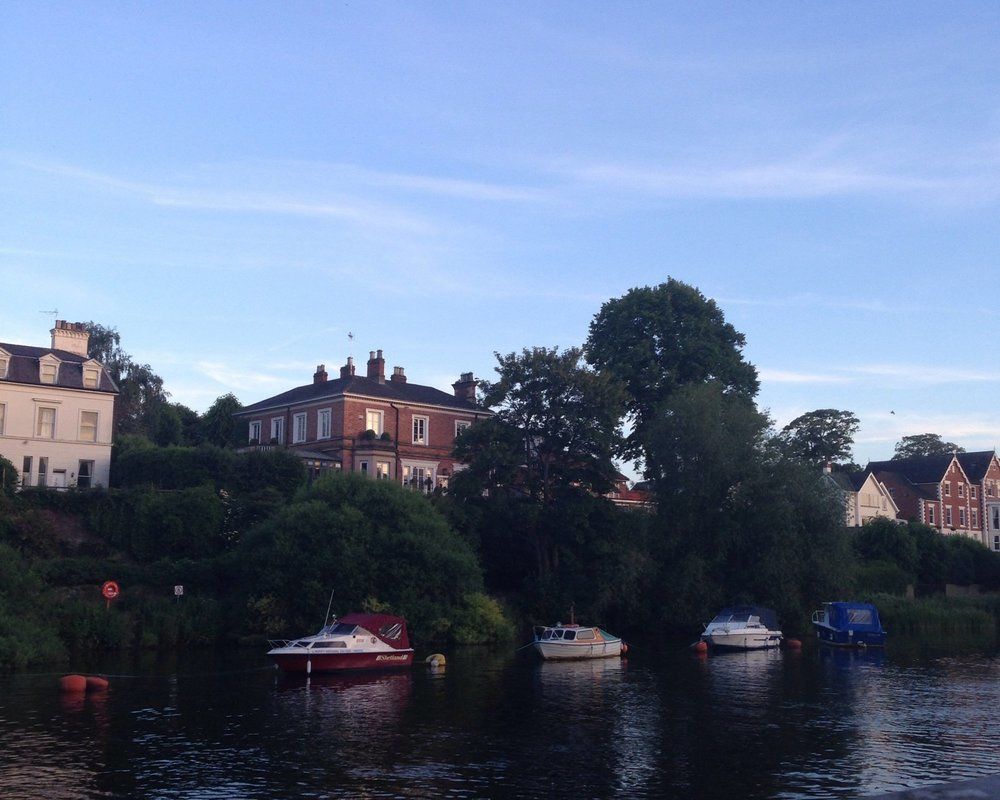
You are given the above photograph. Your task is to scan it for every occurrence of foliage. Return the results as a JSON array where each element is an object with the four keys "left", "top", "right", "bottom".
[
  {"left": 853, "top": 518, "right": 918, "bottom": 574},
  {"left": 585, "top": 279, "right": 758, "bottom": 463},
  {"left": 893, "top": 433, "right": 965, "bottom": 459},
  {"left": 478, "top": 346, "right": 625, "bottom": 502},
  {"left": 869, "top": 593, "right": 996, "bottom": 642},
  {"left": 0, "top": 455, "right": 18, "bottom": 494},
  {"left": 780, "top": 409, "right": 860, "bottom": 467},
  {"left": 449, "top": 593, "right": 517, "bottom": 644},
  {"left": 85, "top": 321, "right": 169, "bottom": 440},
  {"left": 0, "top": 544, "right": 66, "bottom": 668},
  {"left": 201, "top": 393, "right": 245, "bottom": 448},
  {"left": 235, "top": 473, "right": 496, "bottom": 643}
]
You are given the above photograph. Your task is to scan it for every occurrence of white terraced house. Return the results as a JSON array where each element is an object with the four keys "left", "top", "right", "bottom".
[{"left": 0, "top": 321, "right": 118, "bottom": 489}]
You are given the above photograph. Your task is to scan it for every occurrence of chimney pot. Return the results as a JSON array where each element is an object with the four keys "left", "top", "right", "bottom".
[
  {"left": 390, "top": 366, "right": 407, "bottom": 384},
  {"left": 367, "top": 348, "right": 386, "bottom": 383},
  {"left": 313, "top": 364, "right": 328, "bottom": 384}
]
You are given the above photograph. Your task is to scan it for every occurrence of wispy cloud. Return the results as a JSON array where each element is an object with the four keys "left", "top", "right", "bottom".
[
  {"left": 758, "top": 369, "right": 852, "bottom": 385},
  {"left": 852, "top": 364, "right": 1000, "bottom": 384},
  {"left": 195, "top": 361, "right": 294, "bottom": 390}
]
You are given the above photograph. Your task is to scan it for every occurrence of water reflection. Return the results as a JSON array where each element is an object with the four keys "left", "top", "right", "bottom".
[{"left": 0, "top": 645, "right": 997, "bottom": 799}]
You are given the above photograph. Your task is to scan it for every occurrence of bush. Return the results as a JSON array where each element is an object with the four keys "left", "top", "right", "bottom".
[{"left": 449, "top": 593, "right": 516, "bottom": 644}]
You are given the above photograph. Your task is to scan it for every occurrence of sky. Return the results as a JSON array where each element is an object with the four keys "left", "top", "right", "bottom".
[{"left": 2, "top": 2, "right": 999, "bottom": 470}]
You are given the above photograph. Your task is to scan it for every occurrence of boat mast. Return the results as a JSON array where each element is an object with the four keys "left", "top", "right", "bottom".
[{"left": 323, "top": 589, "right": 336, "bottom": 629}]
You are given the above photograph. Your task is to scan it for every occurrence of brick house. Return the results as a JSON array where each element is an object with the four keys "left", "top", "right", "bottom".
[
  {"left": 955, "top": 451, "right": 1000, "bottom": 552},
  {"left": 234, "top": 350, "right": 488, "bottom": 491},
  {"left": 0, "top": 322, "right": 118, "bottom": 488},
  {"left": 866, "top": 455, "right": 982, "bottom": 544}
]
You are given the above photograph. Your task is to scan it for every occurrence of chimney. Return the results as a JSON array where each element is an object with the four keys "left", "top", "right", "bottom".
[
  {"left": 340, "top": 357, "right": 355, "bottom": 379},
  {"left": 313, "top": 364, "right": 328, "bottom": 384},
  {"left": 822, "top": 462, "right": 833, "bottom": 474},
  {"left": 452, "top": 372, "right": 477, "bottom": 403},
  {"left": 390, "top": 366, "right": 407, "bottom": 384},
  {"left": 367, "top": 349, "right": 386, "bottom": 383},
  {"left": 51, "top": 320, "right": 90, "bottom": 357}
]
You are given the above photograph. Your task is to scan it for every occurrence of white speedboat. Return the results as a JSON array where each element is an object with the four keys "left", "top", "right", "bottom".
[
  {"left": 701, "top": 606, "right": 783, "bottom": 650},
  {"left": 530, "top": 623, "right": 625, "bottom": 660}
]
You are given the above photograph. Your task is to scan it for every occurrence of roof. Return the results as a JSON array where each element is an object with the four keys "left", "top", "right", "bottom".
[
  {"left": 955, "top": 451, "right": 998, "bottom": 482},
  {"left": 866, "top": 454, "right": 956, "bottom": 485},
  {"left": 826, "top": 470, "right": 867, "bottom": 492},
  {"left": 0, "top": 342, "right": 118, "bottom": 394},
  {"left": 236, "top": 374, "right": 481, "bottom": 415},
  {"left": 870, "top": 468, "right": 938, "bottom": 501}
]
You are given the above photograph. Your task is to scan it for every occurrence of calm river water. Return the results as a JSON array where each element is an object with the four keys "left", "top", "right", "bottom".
[{"left": 0, "top": 642, "right": 997, "bottom": 799}]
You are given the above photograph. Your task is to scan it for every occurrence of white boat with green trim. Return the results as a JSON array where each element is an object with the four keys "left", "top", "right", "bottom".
[{"left": 531, "top": 623, "right": 625, "bottom": 660}]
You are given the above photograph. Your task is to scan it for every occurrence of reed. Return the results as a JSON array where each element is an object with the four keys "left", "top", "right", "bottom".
[{"left": 869, "top": 592, "right": 998, "bottom": 641}]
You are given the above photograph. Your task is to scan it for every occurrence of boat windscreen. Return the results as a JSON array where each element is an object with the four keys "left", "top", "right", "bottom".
[
  {"left": 846, "top": 608, "right": 873, "bottom": 625},
  {"left": 711, "top": 612, "right": 750, "bottom": 624},
  {"left": 328, "top": 622, "right": 358, "bottom": 635}
]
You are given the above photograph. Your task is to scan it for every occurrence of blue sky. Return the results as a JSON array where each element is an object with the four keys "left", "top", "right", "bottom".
[{"left": 2, "top": 2, "right": 998, "bottom": 468}]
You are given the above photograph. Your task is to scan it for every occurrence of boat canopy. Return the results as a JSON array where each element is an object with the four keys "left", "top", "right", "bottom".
[
  {"left": 824, "top": 602, "right": 883, "bottom": 632},
  {"left": 712, "top": 605, "right": 780, "bottom": 631},
  {"left": 334, "top": 612, "right": 411, "bottom": 649}
]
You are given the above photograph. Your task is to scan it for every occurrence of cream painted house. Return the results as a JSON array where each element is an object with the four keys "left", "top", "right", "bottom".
[
  {"left": 825, "top": 468, "right": 899, "bottom": 527},
  {"left": 0, "top": 322, "right": 117, "bottom": 489}
]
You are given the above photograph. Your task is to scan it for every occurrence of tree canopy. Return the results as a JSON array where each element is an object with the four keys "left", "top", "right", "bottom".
[
  {"left": 780, "top": 408, "right": 860, "bottom": 468},
  {"left": 477, "top": 346, "right": 625, "bottom": 503},
  {"left": 85, "top": 322, "right": 169, "bottom": 439},
  {"left": 893, "top": 433, "right": 965, "bottom": 459},
  {"left": 585, "top": 279, "right": 758, "bottom": 464}
]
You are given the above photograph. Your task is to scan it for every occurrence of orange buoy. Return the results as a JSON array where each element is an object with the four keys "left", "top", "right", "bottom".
[
  {"left": 692, "top": 640, "right": 709, "bottom": 654},
  {"left": 785, "top": 638, "right": 802, "bottom": 650},
  {"left": 621, "top": 643, "right": 629, "bottom": 656},
  {"left": 86, "top": 676, "right": 109, "bottom": 691},
  {"left": 60, "top": 675, "right": 87, "bottom": 693}
]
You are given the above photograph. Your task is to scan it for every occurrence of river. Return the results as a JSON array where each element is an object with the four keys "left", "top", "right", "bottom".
[{"left": 0, "top": 642, "right": 997, "bottom": 799}]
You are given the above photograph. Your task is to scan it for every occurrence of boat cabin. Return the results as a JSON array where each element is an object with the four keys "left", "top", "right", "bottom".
[{"left": 534, "top": 625, "right": 604, "bottom": 642}]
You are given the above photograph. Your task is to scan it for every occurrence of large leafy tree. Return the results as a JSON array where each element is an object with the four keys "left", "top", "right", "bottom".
[
  {"left": 585, "top": 279, "right": 758, "bottom": 464},
  {"left": 85, "top": 322, "right": 169, "bottom": 439},
  {"left": 479, "top": 346, "right": 625, "bottom": 503},
  {"left": 201, "top": 393, "right": 245, "bottom": 448},
  {"left": 780, "top": 409, "right": 860, "bottom": 468},
  {"left": 893, "top": 433, "right": 964, "bottom": 459}
]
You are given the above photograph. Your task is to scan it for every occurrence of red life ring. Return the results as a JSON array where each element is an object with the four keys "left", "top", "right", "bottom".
[{"left": 101, "top": 581, "right": 120, "bottom": 600}]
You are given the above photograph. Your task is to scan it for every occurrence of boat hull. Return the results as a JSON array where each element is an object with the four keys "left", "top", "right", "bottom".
[
  {"left": 812, "top": 624, "right": 886, "bottom": 647},
  {"left": 704, "top": 632, "right": 782, "bottom": 650},
  {"left": 269, "top": 650, "right": 414, "bottom": 673},
  {"left": 533, "top": 639, "right": 623, "bottom": 660}
]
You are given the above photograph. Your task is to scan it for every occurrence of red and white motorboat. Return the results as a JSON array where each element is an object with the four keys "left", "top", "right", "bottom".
[{"left": 267, "top": 612, "right": 414, "bottom": 674}]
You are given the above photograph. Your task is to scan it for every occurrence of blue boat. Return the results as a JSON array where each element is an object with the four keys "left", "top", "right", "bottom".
[{"left": 811, "top": 602, "right": 887, "bottom": 647}]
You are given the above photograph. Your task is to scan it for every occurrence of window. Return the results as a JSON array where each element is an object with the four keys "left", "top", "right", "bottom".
[
  {"left": 359, "top": 460, "right": 369, "bottom": 476},
  {"left": 293, "top": 413, "right": 307, "bottom": 443},
  {"left": 958, "top": 483, "right": 965, "bottom": 499},
  {"left": 79, "top": 411, "right": 98, "bottom": 443},
  {"left": 994, "top": 535, "right": 1000, "bottom": 552},
  {"left": 36, "top": 407, "right": 56, "bottom": 439},
  {"left": 365, "top": 409, "right": 383, "bottom": 436},
  {"left": 971, "top": 486, "right": 977, "bottom": 500},
  {"left": 0, "top": 403, "right": 5, "bottom": 435},
  {"left": 37, "top": 457, "right": 48, "bottom": 487},
  {"left": 927, "top": 506, "right": 935, "bottom": 525},
  {"left": 990, "top": 482, "right": 997, "bottom": 497},
  {"left": 455, "top": 420, "right": 471, "bottom": 438},
  {"left": 270, "top": 417, "right": 284, "bottom": 444},
  {"left": 412, "top": 415, "right": 428, "bottom": 445},
  {"left": 377, "top": 461, "right": 390, "bottom": 480},
  {"left": 83, "top": 367, "right": 100, "bottom": 389},
  {"left": 943, "top": 482, "right": 951, "bottom": 497},
  {"left": 318, "top": 409, "right": 331, "bottom": 440},
  {"left": 993, "top": 508, "right": 1000, "bottom": 531},
  {"left": 945, "top": 507, "right": 952, "bottom": 526},
  {"left": 40, "top": 361, "right": 58, "bottom": 384},
  {"left": 78, "top": 460, "right": 94, "bottom": 489},
  {"left": 403, "top": 464, "right": 434, "bottom": 494},
  {"left": 959, "top": 508, "right": 966, "bottom": 527},
  {"left": 22, "top": 457, "right": 32, "bottom": 486},
  {"left": 0, "top": 354, "right": 7, "bottom": 378},
  {"left": 249, "top": 421, "right": 261, "bottom": 443},
  {"left": 972, "top": 509, "right": 979, "bottom": 528}
]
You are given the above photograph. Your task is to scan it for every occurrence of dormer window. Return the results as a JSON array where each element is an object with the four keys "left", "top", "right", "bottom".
[
  {"left": 0, "top": 349, "right": 9, "bottom": 379},
  {"left": 39, "top": 355, "right": 60, "bottom": 385},
  {"left": 82, "top": 361, "right": 101, "bottom": 389}
]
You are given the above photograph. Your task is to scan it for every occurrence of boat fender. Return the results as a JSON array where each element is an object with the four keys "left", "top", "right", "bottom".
[
  {"left": 425, "top": 653, "right": 446, "bottom": 668},
  {"left": 86, "top": 676, "right": 110, "bottom": 691},
  {"left": 785, "top": 638, "right": 802, "bottom": 650},
  {"left": 692, "top": 641, "right": 709, "bottom": 654},
  {"left": 60, "top": 675, "right": 87, "bottom": 694},
  {"left": 621, "top": 643, "right": 628, "bottom": 657}
]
